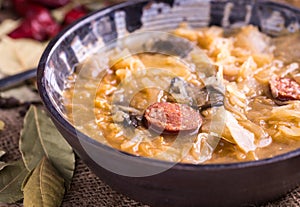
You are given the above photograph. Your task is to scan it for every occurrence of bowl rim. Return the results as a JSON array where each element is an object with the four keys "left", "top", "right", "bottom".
[{"left": 37, "top": 0, "right": 300, "bottom": 172}]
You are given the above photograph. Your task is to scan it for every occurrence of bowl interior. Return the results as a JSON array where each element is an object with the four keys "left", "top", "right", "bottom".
[{"left": 38, "top": 0, "right": 300, "bottom": 166}]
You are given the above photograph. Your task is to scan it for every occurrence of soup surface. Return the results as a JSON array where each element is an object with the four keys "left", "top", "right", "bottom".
[{"left": 63, "top": 25, "right": 300, "bottom": 164}]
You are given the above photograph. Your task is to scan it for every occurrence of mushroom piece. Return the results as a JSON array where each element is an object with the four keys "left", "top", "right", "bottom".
[{"left": 168, "top": 77, "right": 224, "bottom": 111}]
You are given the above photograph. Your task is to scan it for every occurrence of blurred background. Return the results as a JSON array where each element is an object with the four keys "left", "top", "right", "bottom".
[{"left": 0, "top": 0, "right": 297, "bottom": 79}]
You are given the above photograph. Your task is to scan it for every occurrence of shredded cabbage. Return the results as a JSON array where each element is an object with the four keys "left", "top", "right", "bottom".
[
  {"left": 279, "top": 126, "right": 300, "bottom": 139},
  {"left": 225, "top": 111, "right": 256, "bottom": 153}
]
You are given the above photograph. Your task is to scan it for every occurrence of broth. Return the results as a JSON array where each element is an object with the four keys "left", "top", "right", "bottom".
[{"left": 63, "top": 25, "right": 300, "bottom": 164}]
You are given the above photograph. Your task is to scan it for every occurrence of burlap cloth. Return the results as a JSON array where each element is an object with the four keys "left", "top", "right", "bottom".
[{"left": 0, "top": 105, "right": 300, "bottom": 207}]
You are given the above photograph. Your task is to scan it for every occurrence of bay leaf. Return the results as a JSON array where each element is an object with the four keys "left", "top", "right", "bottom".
[
  {"left": 0, "top": 150, "right": 7, "bottom": 171},
  {"left": 0, "top": 160, "right": 29, "bottom": 203},
  {"left": 0, "top": 19, "right": 20, "bottom": 37},
  {"left": 0, "top": 36, "right": 47, "bottom": 76},
  {"left": 0, "top": 162, "right": 9, "bottom": 171},
  {"left": 0, "top": 161, "right": 9, "bottom": 170},
  {"left": 0, "top": 120, "right": 4, "bottom": 131},
  {"left": 20, "top": 106, "right": 75, "bottom": 188},
  {"left": 0, "top": 150, "right": 5, "bottom": 158},
  {"left": 23, "top": 157, "right": 65, "bottom": 207},
  {"left": 51, "top": 2, "right": 76, "bottom": 22},
  {"left": 1, "top": 86, "right": 41, "bottom": 104}
]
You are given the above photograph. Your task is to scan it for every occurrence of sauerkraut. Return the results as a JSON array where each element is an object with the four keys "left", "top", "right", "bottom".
[{"left": 63, "top": 25, "right": 300, "bottom": 164}]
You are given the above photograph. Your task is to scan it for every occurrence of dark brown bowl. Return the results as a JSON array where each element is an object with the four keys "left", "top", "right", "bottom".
[{"left": 37, "top": 0, "right": 300, "bottom": 206}]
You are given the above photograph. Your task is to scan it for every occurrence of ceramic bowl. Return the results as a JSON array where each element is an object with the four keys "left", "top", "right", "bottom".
[{"left": 37, "top": 1, "right": 300, "bottom": 206}]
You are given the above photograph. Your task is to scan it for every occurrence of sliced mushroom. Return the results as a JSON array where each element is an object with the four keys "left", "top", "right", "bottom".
[
  {"left": 192, "top": 85, "right": 224, "bottom": 111},
  {"left": 123, "top": 114, "right": 144, "bottom": 128},
  {"left": 168, "top": 77, "right": 194, "bottom": 105},
  {"left": 168, "top": 77, "right": 224, "bottom": 111},
  {"left": 112, "top": 105, "right": 144, "bottom": 128}
]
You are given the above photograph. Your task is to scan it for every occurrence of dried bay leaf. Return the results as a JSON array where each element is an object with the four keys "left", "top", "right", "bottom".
[
  {"left": 0, "top": 150, "right": 7, "bottom": 171},
  {"left": 0, "top": 19, "right": 19, "bottom": 37},
  {"left": 0, "top": 150, "right": 5, "bottom": 158},
  {"left": 51, "top": 2, "right": 77, "bottom": 22},
  {"left": 1, "top": 85, "right": 41, "bottom": 104},
  {"left": 20, "top": 106, "right": 75, "bottom": 188},
  {"left": 0, "top": 37, "right": 25, "bottom": 76},
  {"left": 0, "top": 36, "right": 47, "bottom": 76},
  {"left": 0, "top": 120, "right": 4, "bottom": 131},
  {"left": 0, "top": 162, "right": 9, "bottom": 171},
  {"left": 0, "top": 160, "right": 29, "bottom": 203},
  {"left": 23, "top": 157, "right": 65, "bottom": 207}
]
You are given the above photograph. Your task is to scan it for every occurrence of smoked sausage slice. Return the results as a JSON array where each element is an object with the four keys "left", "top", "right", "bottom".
[
  {"left": 270, "top": 77, "right": 300, "bottom": 101},
  {"left": 144, "top": 102, "right": 202, "bottom": 134}
]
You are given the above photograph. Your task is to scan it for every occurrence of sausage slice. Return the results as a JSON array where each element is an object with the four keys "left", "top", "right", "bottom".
[
  {"left": 144, "top": 102, "right": 202, "bottom": 134},
  {"left": 270, "top": 76, "right": 300, "bottom": 101}
]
